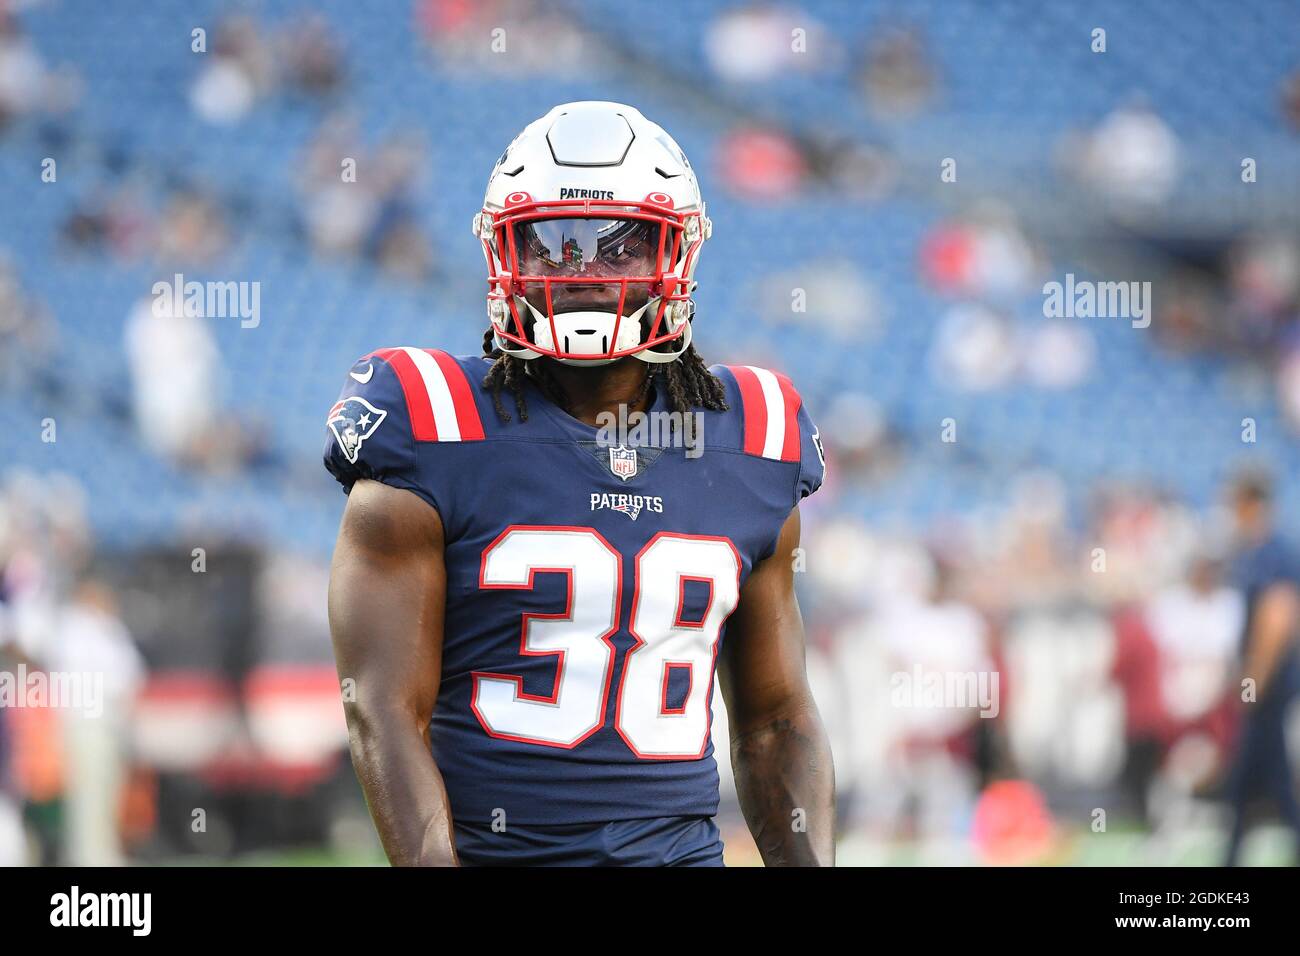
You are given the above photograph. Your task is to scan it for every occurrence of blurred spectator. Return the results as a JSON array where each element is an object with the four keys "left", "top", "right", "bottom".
[
  {"left": 1022, "top": 320, "right": 1095, "bottom": 389},
  {"left": 0, "top": 255, "right": 58, "bottom": 397},
  {"left": 0, "top": 471, "right": 93, "bottom": 611},
  {"left": 804, "top": 517, "right": 880, "bottom": 612},
  {"left": 190, "top": 15, "right": 274, "bottom": 125},
  {"left": 190, "top": 55, "right": 257, "bottom": 126},
  {"left": 156, "top": 187, "right": 230, "bottom": 265},
  {"left": 59, "top": 178, "right": 237, "bottom": 273},
  {"left": 919, "top": 206, "right": 1042, "bottom": 302},
  {"left": 415, "top": 0, "right": 588, "bottom": 76},
  {"left": 1147, "top": 551, "right": 1244, "bottom": 730},
  {"left": 757, "top": 259, "right": 882, "bottom": 339},
  {"left": 0, "top": 10, "right": 43, "bottom": 125},
  {"left": 1154, "top": 235, "right": 1298, "bottom": 363},
  {"left": 1085, "top": 483, "right": 1199, "bottom": 606},
  {"left": 1222, "top": 470, "right": 1300, "bottom": 865},
  {"left": 968, "top": 470, "right": 1075, "bottom": 610},
  {"left": 0, "top": 470, "right": 94, "bottom": 865},
  {"left": 1281, "top": 67, "right": 1300, "bottom": 131},
  {"left": 875, "top": 552, "right": 994, "bottom": 839},
  {"left": 715, "top": 127, "right": 807, "bottom": 200},
  {"left": 297, "top": 116, "right": 432, "bottom": 278},
  {"left": 124, "top": 293, "right": 222, "bottom": 468},
  {"left": 0, "top": 10, "right": 77, "bottom": 129},
  {"left": 704, "top": 4, "right": 832, "bottom": 83},
  {"left": 0, "top": 736, "right": 22, "bottom": 865},
  {"left": 191, "top": 12, "right": 345, "bottom": 124},
  {"left": 0, "top": 567, "right": 25, "bottom": 865},
  {"left": 1154, "top": 273, "right": 1218, "bottom": 353},
  {"left": 46, "top": 577, "right": 144, "bottom": 866},
  {"left": 367, "top": 134, "right": 433, "bottom": 280},
  {"left": 929, "top": 303, "right": 1017, "bottom": 391},
  {"left": 1225, "top": 231, "right": 1299, "bottom": 351},
  {"left": 819, "top": 391, "right": 901, "bottom": 487},
  {"left": 299, "top": 114, "right": 375, "bottom": 256},
  {"left": 60, "top": 186, "right": 156, "bottom": 261},
  {"left": 1276, "top": 337, "right": 1300, "bottom": 432},
  {"left": 281, "top": 14, "right": 345, "bottom": 96},
  {"left": 1111, "top": 604, "right": 1167, "bottom": 824},
  {"left": 211, "top": 15, "right": 275, "bottom": 92},
  {"left": 858, "top": 22, "right": 938, "bottom": 119},
  {"left": 821, "top": 138, "right": 897, "bottom": 201},
  {"left": 1070, "top": 100, "right": 1181, "bottom": 207}
]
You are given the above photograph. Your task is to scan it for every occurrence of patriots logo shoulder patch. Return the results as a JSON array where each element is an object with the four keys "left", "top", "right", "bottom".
[
  {"left": 811, "top": 427, "right": 825, "bottom": 468},
  {"left": 328, "top": 396, "right": 387, "bottom": 464}
]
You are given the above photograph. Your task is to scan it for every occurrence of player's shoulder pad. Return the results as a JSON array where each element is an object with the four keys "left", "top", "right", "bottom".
[
  {"left": 708, "top": 364, "right": 826, "bottom": 503},
  {"left": 324, "top": 348, "right": 490, "bottom": 489},
  {"left": 359, "top": 347, "right": 488, "bottom": 444}
]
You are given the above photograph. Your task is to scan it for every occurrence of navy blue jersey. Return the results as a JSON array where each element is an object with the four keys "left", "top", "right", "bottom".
[
  {"left": 324, "top": 348, "right": 824, "bottom": 826},
  {"left": 1230, "top": 533, "right": 1300, "bottom": 702}
]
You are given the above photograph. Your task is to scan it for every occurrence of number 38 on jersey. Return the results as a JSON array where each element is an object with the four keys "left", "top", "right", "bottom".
[{"left": 474, "top": 526, "right": 740, "bottom": 759}]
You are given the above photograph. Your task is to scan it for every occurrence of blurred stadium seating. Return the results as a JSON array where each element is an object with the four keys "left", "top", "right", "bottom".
[{"left": 0, "top": 0, "right": 1297, "bottom": 548}]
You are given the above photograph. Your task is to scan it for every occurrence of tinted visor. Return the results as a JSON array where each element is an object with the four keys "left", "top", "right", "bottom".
[{"left": 513, "top": 217, "right": 661, "bottom": 276}]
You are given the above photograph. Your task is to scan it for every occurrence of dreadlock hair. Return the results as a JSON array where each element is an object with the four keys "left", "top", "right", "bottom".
[{"left": 480, "top": 326, "right": 728, "bottom": 423}]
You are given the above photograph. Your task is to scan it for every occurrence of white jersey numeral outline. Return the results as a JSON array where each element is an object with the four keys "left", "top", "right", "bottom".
[{"left": 472, "top": 526, "right": 741, "bottom": 757}]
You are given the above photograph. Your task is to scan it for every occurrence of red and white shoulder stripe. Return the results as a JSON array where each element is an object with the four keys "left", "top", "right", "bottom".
[
  {"left": 725, "top": 365, "right": 802, "bottom": 462},
  {"left": 368, "top": 347, "right": 485, "bottom": 442}
]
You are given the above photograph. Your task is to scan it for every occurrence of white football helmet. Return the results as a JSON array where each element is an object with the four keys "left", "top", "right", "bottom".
[{"left": 474, "top": 101, "right": 711, "bottom": 365}]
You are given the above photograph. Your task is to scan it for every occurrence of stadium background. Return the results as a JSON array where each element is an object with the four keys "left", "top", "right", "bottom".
[{"left": 1, "top": 0, "right": 1299, "bottom": 865}]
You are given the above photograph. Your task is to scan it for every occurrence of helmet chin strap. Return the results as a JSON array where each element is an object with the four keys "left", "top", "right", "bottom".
[
  {"left": 632, "top": 318, "right": 691, "bottom": 364},
  {"left": 500, "top": 295, "right": 692, "bottom": 366}
]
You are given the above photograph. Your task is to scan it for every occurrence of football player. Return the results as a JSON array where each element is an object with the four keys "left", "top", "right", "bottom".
[{"left": 325, "top": 102, "right": 834, "bottom": 866}]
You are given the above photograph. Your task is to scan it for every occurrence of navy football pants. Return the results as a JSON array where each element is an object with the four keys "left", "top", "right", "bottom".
[
  {"left": 453, "top": 815, "right": 725, "bottom": 867},
  {"left": 1223, "top": 692, "right": 1300, "bottom": 865}
]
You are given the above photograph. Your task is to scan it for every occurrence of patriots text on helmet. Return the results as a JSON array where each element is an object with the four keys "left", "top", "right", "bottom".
[{"left": 559, "top": 188, "right": 615, "bottom": 200}]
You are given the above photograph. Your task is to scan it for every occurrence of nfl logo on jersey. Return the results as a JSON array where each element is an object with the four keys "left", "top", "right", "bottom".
[{"left": 608, "top": 445, "right": 638, "bottom": 481}]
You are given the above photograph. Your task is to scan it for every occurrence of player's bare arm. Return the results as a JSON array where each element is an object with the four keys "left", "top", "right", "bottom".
[
  {"left": 328, "top": 478, "right": 458, "bottom": 866},
  {"left": 719, "top": 507, "right": 835, "bottom": 867}
]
